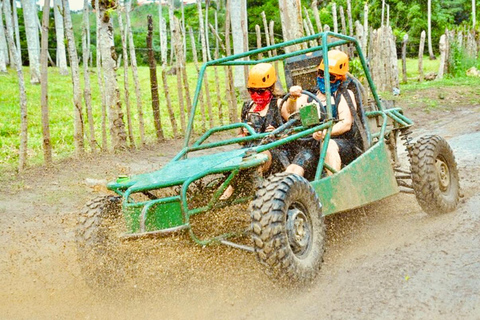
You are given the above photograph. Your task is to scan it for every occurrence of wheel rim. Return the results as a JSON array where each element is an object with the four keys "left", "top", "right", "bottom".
[
  {"left": 435, "top": 156, "right": 450, "bottom": 192},
  {"left": 286, "top": 203, "right": 312, "bottom": 258}
]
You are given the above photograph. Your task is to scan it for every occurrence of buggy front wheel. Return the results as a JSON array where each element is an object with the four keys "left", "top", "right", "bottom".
[{"left": 249, "top": 172, "right": 325, "bottom": 283}]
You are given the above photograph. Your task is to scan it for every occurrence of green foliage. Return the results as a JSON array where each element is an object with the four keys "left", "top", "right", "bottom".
[{"left": 448, "top": 43, "right": 480, "bottom": 77}]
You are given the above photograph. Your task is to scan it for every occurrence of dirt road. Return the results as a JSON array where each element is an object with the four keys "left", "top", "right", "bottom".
[{"left": 0, "top": 103, "right": 479, "bottom": 319}]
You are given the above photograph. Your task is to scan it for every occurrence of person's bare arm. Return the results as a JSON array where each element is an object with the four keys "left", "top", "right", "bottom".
[{"left": 313, "top": 91, "right": 356, "bottom": 140}]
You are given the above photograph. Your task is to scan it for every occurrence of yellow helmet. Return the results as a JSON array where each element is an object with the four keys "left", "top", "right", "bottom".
[
  {"left": 318, "top": 50, "right": 349, "bottom": 80},
  {"left": 247, "top": 63, "right": 276, "bottom": 89}
]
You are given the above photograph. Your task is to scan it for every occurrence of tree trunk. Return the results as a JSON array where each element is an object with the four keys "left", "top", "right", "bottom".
[
  {"left": 278, "top": 0, "right": 304, "bottom": 53},
  {"left": 346, "top": 0, "right": 354, "bottom": 56},
  {"left": 225, "top": 0, "right": 237, "bottom": 123},
  {"left": 172, "top": 18, "right": 186, "bottom": 134},
  {"left": 94, "top": 0, "right": 107, "bottom": 150},
  {"left": 21, "top": 0, "right": 40, "bottom": 84},
  {"left": 311, "top": 0, "right": 323, "bottom": 33},
  {"left": 381, "top": 0, "right": 385, "bottom": 27},
  {"left": 213, "top": 10, "right": 223, "bottom": 126},
  {"left": 168, "top": 0, "right": 175, "bottom": 65},
  {"left": 3, "top": 0, "right": 28, "bottom": 171},
  {"left": 0, "top": 1, "right": 8, "bottom": 72},
  {"left": 418, "top": 30, "right": 426, "bottom": 82},
  {"left": 12, "top": 1, "right": 21, "bottom": 64},
  {"left": 53, "top": 0, "right": 68, "bottom": 75},
  {"left": 118, "top": 12, "right": 135, "bottom": 148},
  {"left": 188, "top": 25, "right": 207, "bottom": 129},
  {"left": 40, "top": 0, "right": 52, "bottom": 165},
  {"left": 401, "top": 33, "right": 408, "bottom": 83},
  {"left": 473, "top": 0, "right": 477, "bottom": 29},
  {"left": 261, "top": 11, "right": 271, "bottom": 55},
  {"left": 230, "top": 0, "right": 248, "bottom": 90},
  {"left": 83, "top": 0, "right": 96, "bottom": 152},
  {"left": 97, "top": 0, "right": 127, "bottom": 151},
  {"left": 204, "top": 0, "right": 211, "bottom": 61},
  {"left": 332, "top": 3, "right": 338, "bottom": 33},
  {"left": 438, "top": 34, "right": 446, "bottom": 80},
  {"left": 126, "top": 0, "right": 146, "bottom": 146},
  {"left": 339, "top": 6, "right": 347, "bottom": 51},
  {"left": 363, "top": 3, "right": 368, "bottom": 55},
  {"left": 303, "top": 7, "right": 317, "bottom": 46},
  {"left": 197, "top": 0, "right": 207, "bottom": 63},
  {"left": 427, "top": 0, "right": 436, "bottom": 59},
  {"left": 181, "top": 0, "right": 187, "bottom": 61},
  {"left": 147, "top": 15, "right": 163, "bottom": 141},
  {"left": 255, "top": 24, "right": 263, "bottom": 59},
  {"left": 158, "top": 0, "right": 167, "bottom": 65},
  {"left": 62, "top": 0, "right": 84, "bottom": 155},
  {"left": 175, "top": 18, "right": 193, "bottom": 130},
  {"left": 196, "top": 2, "right": 213, "bottom": 128}
]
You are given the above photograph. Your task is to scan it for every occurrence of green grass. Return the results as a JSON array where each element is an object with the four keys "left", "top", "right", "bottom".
[
  {"left": 0, "top": 63, "right": 236, "bottom": 172},
  {"left": 2, "top": 57, "right": 480, "bottom": 173}
]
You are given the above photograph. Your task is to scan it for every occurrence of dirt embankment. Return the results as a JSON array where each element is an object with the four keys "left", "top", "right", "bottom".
[{"left": 0, "top": 95, "right": 479, "bottom": 319}]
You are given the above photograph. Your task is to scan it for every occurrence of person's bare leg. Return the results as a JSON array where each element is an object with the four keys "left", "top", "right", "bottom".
[
  {"left": 324, "top": 140, "right": 341, "bottom": 176},
  {"left": 286, "top": 163, "right": 305, "bottom": 176},
  {"left": 259, "top": 151, "right": 272, "bottom": 174},
  {"left": 221, "top": 151, "right": 272, "bottom": 200}
]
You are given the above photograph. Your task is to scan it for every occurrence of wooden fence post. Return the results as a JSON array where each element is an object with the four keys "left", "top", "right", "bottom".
[
  {"left": 418, "top": 30, "right": 426, "bottom": 82},
  {"left": 438, "top": 34, "right": 447, "bottom": 80},
  {"left": 147, "top": 15, "right": 164, "bottom": 141},
  {"left": 401, "top": 33, "right": 408, "bottom": 83},
  {"left": 332, "top": 3, "right": 338, "bottom": 33},
  {"left": 311, "top": 0, "right": 323, "bottom": 33}
]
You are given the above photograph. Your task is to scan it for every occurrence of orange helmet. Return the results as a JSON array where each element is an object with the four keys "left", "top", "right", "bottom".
[
  {"left": 247, "top": 63, "right": 276, "bottom": 89},
  {"left": 318, "top": 50, "right": 349, "bottom": 80}
]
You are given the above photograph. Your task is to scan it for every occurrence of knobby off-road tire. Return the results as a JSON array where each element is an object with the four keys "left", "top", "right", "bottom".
[
  {"left": 409, "top": 135, "right": 460, "bottom": 214},
  {"left": 76, "top": 195, "right": 125, "bottom": 290},
  {"left": 250, "top": 172, "right": 325, "bottom": 284}
]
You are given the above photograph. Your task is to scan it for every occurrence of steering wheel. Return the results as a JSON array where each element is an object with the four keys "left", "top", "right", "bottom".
[
  {"left": 270, "top": 90, "right": 327, "bottom": 142},
  {"left": 279, "top": 90, "right": 327, "bottom": 123}
]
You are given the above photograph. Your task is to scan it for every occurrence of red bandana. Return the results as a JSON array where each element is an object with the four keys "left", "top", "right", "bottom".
[{"left": 250, "top": 90, "right": 273, "bottom": 112}]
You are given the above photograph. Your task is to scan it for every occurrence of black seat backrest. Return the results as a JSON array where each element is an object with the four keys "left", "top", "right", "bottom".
[
  {"left": 343, "top": 75, "right": 371, "bottom": 150},
  {"left": 284, "top": 51, "right": 323, "bottom": 91}
]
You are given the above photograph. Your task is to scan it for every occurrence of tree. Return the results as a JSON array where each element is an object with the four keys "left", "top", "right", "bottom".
[
  {"left": 0, "top": 1, "right": 8, "bottom": 72},
  {"left": 53, "top": 0, "right": 68, "bottom": 75},
  {"left": 82, "top": 0, "right": 96, "bottom": 152},
  {"left": 40, "top": 0, "right": 52, "bottom": 165},
  {"left": 3, "top": 0, "right": 28, "bottom": 171},
  {"left": 21, "top": 0, "right": 40, "bottom": 84},
  {"left": 427, "top": 0, "right": 436, "bottom": 59},
  {"left": 126, "top": 0, "right": 146, "bottom": 146},
  {"left": 278, "top": 0, "right": 304, "bottom": 52},
  {"left": 96, "top": 0, "right": 127, "bottom": 150},
  {"left": 62, "top": 0, "right": 84, "bottom": 155}
]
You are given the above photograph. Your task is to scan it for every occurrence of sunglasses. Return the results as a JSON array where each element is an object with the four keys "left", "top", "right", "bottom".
[
  {"left": 317, "top": 70, "right": 341, "bottom": 83},
  {"left": 248, "top": 88, "right": 268, "bottom": 94}
]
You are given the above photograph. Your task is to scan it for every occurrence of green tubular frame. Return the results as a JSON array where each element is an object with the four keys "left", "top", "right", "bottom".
[{"left": 111, "top": 31, "right": 414, "bottom": 247}]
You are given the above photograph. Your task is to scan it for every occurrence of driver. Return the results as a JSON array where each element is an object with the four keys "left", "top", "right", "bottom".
[
  {"left": 221, "top": 63, "right": 285, "bottom": 199},
  {"left": 282, "top": 49, "right": 361, "bottom": 175}
]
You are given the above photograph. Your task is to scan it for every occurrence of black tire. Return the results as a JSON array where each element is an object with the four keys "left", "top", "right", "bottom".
[
  {"left": 409, "top": 135, "right": 460, "bottom": 214},
  {"left": 250, "top": 172, "right": 325, "bottom": 284},
  {"left": 75, "top": 195, "right": 125, "bottom": 290}
]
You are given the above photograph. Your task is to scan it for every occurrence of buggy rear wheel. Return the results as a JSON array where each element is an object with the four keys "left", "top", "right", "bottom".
[
  {"left": 250, "top": 172, "right": 325, "bottom": 284},
  {"left": 75, "top": 195, "right": 125, "bottom": 290},
  {"left": 409, "top": 135, "right": 460, "bottom": 214}
]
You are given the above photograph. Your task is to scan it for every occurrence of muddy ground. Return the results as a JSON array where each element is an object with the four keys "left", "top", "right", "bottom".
[{"left": 1, "top": 91, "right": 479, "bottom": 319}]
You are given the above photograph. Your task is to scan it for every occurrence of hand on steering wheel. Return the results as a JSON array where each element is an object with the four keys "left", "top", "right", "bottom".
[{"left": 280, "top": 90, "right": 327, "bottom": 123}]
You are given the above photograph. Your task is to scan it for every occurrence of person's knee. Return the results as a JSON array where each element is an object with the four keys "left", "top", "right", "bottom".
[{"left": 286, "top": 164, "right": 305, "bottom": 176}]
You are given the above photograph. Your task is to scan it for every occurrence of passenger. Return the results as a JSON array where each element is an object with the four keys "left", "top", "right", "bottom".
[
  {"left": 221, "top": 63, "right": 284, "bottom": 199},
  {"left": 282, "top": 49, "right": 362, "bottom": 176}
]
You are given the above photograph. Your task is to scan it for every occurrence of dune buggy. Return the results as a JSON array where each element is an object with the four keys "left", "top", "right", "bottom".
[{"left": 76, "top": 32, "right": 460, "bottom": 286}]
